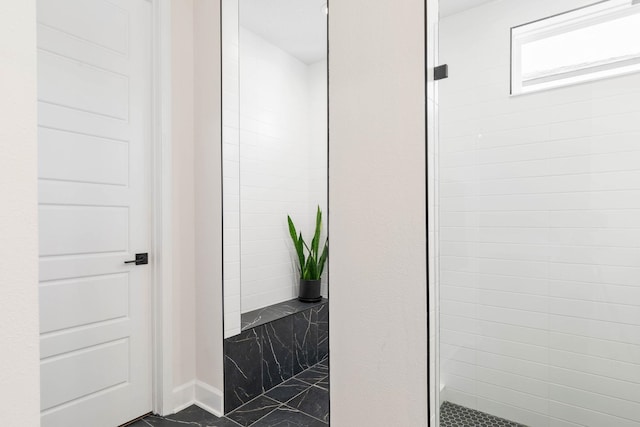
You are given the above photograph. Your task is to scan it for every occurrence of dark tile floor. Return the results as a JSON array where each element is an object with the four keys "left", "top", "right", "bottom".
[
  {"left": 440, "top": 401, "right": 526, "bottom": 427},
  {"left": 130, "top": 358, "right": 329, "bottom": 427}
]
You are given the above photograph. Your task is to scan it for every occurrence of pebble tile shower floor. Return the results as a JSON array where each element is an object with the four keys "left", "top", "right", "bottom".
[
  {"left": 440, "top": 401, "right": 526, "bottom": 427},
  {"left": 129, "top": 358, "right": 328, "bottom": 427}
]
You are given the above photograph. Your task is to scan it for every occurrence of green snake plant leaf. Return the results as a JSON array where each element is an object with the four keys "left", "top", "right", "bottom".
[
  {"left": 296, "top": 233, "right": 305, "bottom": 274},
  {"left": 287, "top": 208, "right": 328, "bottom": 281},
  {"left": 318, "top": 239, "right": 328, "bottom": 277},
  {"left": 311, "top": 206, "right": 322, "bottom": 259},
  {"left": 306, "top": 254, "right": 319, "bottom": 280},
  {"left": 287, "top": 215, "right": 305, "bottom": 273}
]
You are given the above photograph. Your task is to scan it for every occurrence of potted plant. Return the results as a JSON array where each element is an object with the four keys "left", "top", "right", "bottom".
[{"left": 287, "top": 206, "right": 328, "bottom": 302}]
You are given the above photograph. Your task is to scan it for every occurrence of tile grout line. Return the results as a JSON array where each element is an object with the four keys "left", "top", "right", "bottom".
[
  {"left": 282, "top": 404, "right": 329, "bottom": 425},
  {"left": 228, "top": 360, "right": 329, "bottom": 426}
]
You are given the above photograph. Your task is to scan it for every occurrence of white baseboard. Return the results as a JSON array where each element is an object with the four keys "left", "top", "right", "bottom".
[
  {"left": 172, "top": 380, "right": 196, "bottom": 414},
  {"left": 172, "top": 380, "right": 224, "bottom": 417},
  {"left": 439, "top": 383, "right": 447, "bottom": 405},
  {"left": 195, "top": 380, "right": 224, "bottom": 417}
]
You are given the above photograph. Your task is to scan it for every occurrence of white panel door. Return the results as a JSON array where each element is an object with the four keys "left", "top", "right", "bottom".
[{"left": 37, "top": 1, "right": 153, "bottom": 426}]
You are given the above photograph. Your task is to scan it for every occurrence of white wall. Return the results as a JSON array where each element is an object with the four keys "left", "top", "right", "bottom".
[
  {"left": 170, "top": 0, "right": 224, "bottom": 414},
  {"left": 171, "top": 0, "right": 197, "bottom": 396},
  {"left": 329, "top": 0, "right": 429, "bottom": 425},
  {"left": 0, "top": 1, "right": 40, "bottom": 425},
  {"left": 194, "top": 0, "right": 224, "bottom": 414},
  {"left": 439, "top": 1, "right": 640, "bottom": 425}
]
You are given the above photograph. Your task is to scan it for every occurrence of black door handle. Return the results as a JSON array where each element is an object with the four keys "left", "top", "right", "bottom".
[{"left": 124, "top": 253, "right": 148, "bottom": 265}]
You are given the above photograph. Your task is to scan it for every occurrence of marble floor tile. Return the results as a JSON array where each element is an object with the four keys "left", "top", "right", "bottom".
[
  {"left": 128, "top": 405, "right": 240, "bottom": 427},
  {"left": 309, "top": 364, "right": 328, "bottom": 376},
  {"left": 287, "top": 386, "right": 329, "bottom": 424},
  {"left": 251, "top": 406, "right": 327, "bottom": 426},
  {"left": 315, "top": 376, "right": 329, "bottom": 391},
  {"left": 226, "top": 395, "right": 280, "bottom": 427},
  {"left": 135, "top": 361, "right": 329, "bottom": 427},
  {"left": 294, "top": 368, "right": 327, "bottom": 385},
  {"left": 265, "top": 378, "right": 311, "bottom": 403}
]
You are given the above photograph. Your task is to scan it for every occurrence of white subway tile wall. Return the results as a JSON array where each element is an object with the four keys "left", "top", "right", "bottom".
[
  {"left": 223, "top": 5, "right": 327, "bottom": 338},
  {"left": 438, "top": 0, "right": 640, "bottom": 425}
]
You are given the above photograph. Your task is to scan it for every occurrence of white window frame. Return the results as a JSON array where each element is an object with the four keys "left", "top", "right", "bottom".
[{"left": 511, "top": 0, "right": 640, "bottom": 95}]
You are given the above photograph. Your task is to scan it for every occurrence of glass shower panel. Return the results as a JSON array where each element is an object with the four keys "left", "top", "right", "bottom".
[{"left": 435, "top": 1, "right": 640, "bottom": 426}]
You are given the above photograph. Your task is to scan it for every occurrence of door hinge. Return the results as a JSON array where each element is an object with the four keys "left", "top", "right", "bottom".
[{"left": 434, "top": 64, "right": 448, "bottom": 81}]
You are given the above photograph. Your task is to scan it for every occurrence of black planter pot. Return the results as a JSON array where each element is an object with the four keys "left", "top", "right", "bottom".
[{"left": 298, "top": 278, "right": 322, "bottom": 303}]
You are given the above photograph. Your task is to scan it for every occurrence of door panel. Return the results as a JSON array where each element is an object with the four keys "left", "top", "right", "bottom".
[
  {"left": 38, "top": 127, "right": 129, "bottom": 186},
  {"left": 40, "top": 339, "right": 130, "bottom": 410},
  {"left": 39, "top": 206, "right": 129, "bottom": 256},
  {"left": 38, "top": 50, "right": 129, "bottom": 119},
  {"left": 37, "top": 0, "right": 129, "bottom": 54},
  {"left": 39, "top": 274, "right": 129, "bottom": 333},
  {"left": 37, "top": 0, "right": 152, "bottom": 425}
]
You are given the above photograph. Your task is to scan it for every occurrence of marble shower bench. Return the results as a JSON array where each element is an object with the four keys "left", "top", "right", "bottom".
[{"left": 224, "top": 298, "right": 329, "bottom": 413}]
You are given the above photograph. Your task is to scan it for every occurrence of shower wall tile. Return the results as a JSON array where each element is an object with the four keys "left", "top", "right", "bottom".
[
  {"left": 438, "top": 0, "right": 640, "bottom": 425},
  {"left": 221, "top": 2, "right": 328, "bottom": 338},
  {"left": 235, "top": 27, "right": 328, "bottom": 314},
  {"left": 224, "top": 301, "right": 327, "bottom": 414}
]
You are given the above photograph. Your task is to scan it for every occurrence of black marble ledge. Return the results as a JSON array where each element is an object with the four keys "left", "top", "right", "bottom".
[
  {"left": 225, "top": 300, "right": 329, "bottom": 414},
  {"left": 224, "top": 328, "right": 263, "bottom": 412},
  {"left": 241, "top": 298, "right": 328, "bottom": 331}
]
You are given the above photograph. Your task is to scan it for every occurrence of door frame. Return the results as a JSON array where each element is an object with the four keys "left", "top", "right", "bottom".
[{"left": 150, "top": 0, "right": 174, "bottom": 416}]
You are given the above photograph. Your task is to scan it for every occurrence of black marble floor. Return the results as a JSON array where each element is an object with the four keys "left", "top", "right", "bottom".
[
  {"left": 440, "top": 401, "right": 526, "bottom": 427},
  {"left": 130, "top": 358, "right": 329, "bottom": 427}
]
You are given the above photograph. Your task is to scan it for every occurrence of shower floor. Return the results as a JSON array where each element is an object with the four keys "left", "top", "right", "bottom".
[{"left": 440, "top": 401, "right": 526, "bottom": 427}]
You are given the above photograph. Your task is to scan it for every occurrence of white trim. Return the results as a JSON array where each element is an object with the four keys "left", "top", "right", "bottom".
[
  {"left": 151, "top": 0, "right": 174, "bottom": 417},
  {"left": 511, "top": 0, "right": 640, "bottom": 95},
  {"left": 171, "top": 381, "right": 224, "bottom": 417},
  {"left": 195, "top": 381, "right": 225, "bottom": 417},
  {"left": 439, "top": 383, "right": 447, "bottom": 406},
  {"left": 172, "top": 381, "right": 196, "bottom": 414},
  {"left": 513, "top": 0, "right": 633, "bottom": 38}
]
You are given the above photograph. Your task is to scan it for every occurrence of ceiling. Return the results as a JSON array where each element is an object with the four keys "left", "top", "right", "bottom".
[
  {"left": 238, "top": 0, "right": 493, "bottom": 62},
  {"left": 440, "top": 0, "right": 497, "bottom": 17},
  {"left": 240, "top": 0, "right": 327, "bottom": 65}
]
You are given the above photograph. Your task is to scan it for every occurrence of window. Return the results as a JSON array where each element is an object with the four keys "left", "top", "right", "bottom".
[{"left": 511, "top": 0, "right": 640, "bottom": 95}]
